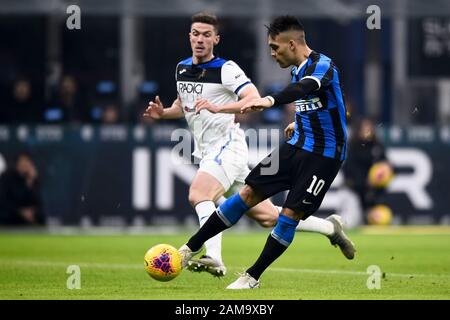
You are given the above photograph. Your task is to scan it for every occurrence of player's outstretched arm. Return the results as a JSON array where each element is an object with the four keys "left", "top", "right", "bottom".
[
  {"left": 194, "top": 84, "right": 260, "bottom": 114},
  {"left": 240, "top": 96, "right": 273, "bottom": 113},
  {"left": 241, "top": 78, "right": 320, "bottom": 114},
  {"left": 143, "top": 96, "right": 184, "bottom": 120}
]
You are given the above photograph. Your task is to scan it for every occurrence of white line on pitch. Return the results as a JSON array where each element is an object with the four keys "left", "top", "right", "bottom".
[{"left": 1, "top": 259, "right": 449, "bottom": 279}]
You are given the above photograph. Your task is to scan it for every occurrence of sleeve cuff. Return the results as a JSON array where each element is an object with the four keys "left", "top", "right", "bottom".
[
  {"left": 266, "top": 96, "right": 275, "bottom": 106},
  {"left": 234, "top": 81, "right": 252, "bottom": 96}
]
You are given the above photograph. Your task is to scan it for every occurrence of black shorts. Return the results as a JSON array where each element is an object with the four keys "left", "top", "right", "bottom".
[{"left": 245, "top": 143, "right": 342, "bottom": 217}]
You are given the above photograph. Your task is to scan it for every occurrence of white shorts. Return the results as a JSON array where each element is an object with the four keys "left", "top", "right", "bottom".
[{"left": 198, "top": 126, "right": 250, "bottom": 196}]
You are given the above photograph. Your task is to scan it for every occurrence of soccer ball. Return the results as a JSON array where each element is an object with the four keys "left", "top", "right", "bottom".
[
  {"left": 367, "top": 204, "right": 393, "bottom": 225},
  {"left": 368, "top": 162, "right": 394, "bottom": 188},
  {"left": 144, "top": 244, "right": 182, "bottom": 282}
]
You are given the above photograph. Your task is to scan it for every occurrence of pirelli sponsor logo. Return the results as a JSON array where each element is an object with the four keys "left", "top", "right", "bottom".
[{"left": 295, "top": 97, "right": 323, "bottom": 112}]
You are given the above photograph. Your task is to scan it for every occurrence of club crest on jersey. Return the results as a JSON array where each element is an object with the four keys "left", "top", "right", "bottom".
[
  {"left": 198, "top": 69, "right": 207, "bottom": 79},
  {"left": 178, "top": 82, "right": 204, "bottom": 94},
  {"left": 295, "top": 97, "right": 323, "bottom": 113}
]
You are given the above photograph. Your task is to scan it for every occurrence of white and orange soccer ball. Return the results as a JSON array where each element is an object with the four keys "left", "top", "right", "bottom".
[
  {"left": 368, "top": 161, "right": 394, "bottom": 188},
  {"left": 144, "top": 244, "right": 182, "bottom": 282}
]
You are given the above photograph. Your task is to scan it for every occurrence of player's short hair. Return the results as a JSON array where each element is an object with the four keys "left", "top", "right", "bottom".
[
  {"left": 191, "top": 12, "right": 219, "bottom": 33},
  {"left": 266, "top": 15, "right": 305, "bottom": 39}
]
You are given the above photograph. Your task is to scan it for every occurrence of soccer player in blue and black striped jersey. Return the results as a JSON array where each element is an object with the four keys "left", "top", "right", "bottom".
[{"left": 179, "top": 15, "right": 355, "bottom": 289}]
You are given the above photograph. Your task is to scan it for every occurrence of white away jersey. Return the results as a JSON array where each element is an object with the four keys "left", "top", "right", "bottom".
[{"left": 175, "top": 56, "right": 252, "bottom": 158}]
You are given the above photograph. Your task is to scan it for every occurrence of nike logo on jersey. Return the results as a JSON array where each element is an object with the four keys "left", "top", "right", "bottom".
[
  {"left": 302, "top": 199, "right": 313, "bottom": 205},
  {"left": 235, "top": 74, "right": 242, "bottom": 79},
  {"left": 179, "top": 69, "right": 187, "bottom": 74}
]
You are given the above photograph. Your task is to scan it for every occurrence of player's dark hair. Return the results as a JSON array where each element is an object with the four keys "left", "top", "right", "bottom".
[
  {"left": 266, "top": 15, "right": 305, "bottom": 38},
  {"left": 191, "top": 12, "right": 220, "bottom": 33}
]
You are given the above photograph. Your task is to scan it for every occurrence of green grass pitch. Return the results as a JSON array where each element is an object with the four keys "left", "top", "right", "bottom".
[{"left": 0, "top": 227, "right": 449, "bottom": 300}]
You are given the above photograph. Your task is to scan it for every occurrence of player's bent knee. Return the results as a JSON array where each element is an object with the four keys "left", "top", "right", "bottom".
[
  {"left": 188, "top": 189, "right": 207, "bottom": 206},
  {"left": 259, "top": 216, "right": 277, "bottom": 228},
  {"left": 239, "top": 185, "right": 261, "bottom": 207}
]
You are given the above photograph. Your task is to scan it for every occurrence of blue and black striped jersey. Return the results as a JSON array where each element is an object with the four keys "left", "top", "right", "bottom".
[{"left": 287, "top": 51, "right": 347, "bottom": 161}]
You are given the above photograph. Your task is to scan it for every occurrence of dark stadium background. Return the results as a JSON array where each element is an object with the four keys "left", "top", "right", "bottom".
[{"left": 0, "top": 0, "right": 449, "bottom": 228}]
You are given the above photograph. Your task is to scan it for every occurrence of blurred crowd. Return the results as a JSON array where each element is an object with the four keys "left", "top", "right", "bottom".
[
  {"left": 0, "top": 74, "right": 299, "bottom": 128},
  {"left": 0, "top": 152, "right": 46, "bottom": 226},
  {"left": 1, "top": 75, "right": 124, "bottom": 125},
  {"left": 0, "top": 15, "right": 396, "bottom": 228}
]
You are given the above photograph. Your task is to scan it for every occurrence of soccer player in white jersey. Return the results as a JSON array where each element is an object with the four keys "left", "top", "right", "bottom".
[{"left": 144, "top": 12, "right": 355, "bottom": 277}]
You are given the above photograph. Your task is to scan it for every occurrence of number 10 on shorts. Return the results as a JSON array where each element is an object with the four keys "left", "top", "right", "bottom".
[{"left": 306, "top": 175, "right": 325, "bottom": 196}]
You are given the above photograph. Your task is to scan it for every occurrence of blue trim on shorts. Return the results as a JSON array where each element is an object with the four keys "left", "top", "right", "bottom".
[{"left": 214, "top": 131, "right": 233, "bottom": 165}]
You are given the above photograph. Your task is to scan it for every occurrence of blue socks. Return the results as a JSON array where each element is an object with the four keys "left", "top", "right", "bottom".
[
  {"left": 216, "top": 193, "right": 249, "bottom": 226},
  {"left": 270, "top": 214, "right": 299, "bottom": 247}
]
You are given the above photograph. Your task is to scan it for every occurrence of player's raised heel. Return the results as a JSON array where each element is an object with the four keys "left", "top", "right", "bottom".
[
  {"left": 226, "top": 273, "right": 260, "bottom": 289},
  {"left": 326, "top": 214, "right": 356, "bottom": 260},
  {"left": 178, "top": 244, "right": 202, "bottom": 268},
  {"left": 187, "top": 255, "right": 227, "bottom": 277}
]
